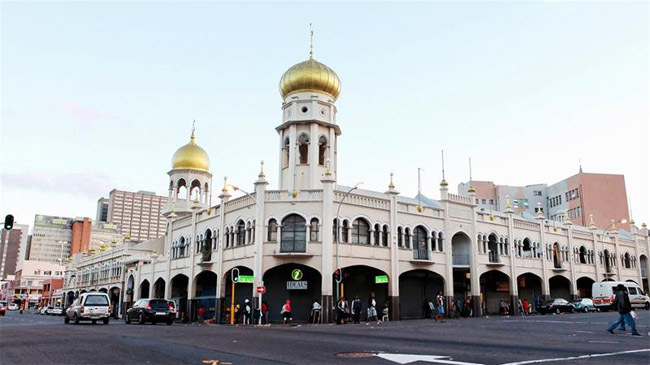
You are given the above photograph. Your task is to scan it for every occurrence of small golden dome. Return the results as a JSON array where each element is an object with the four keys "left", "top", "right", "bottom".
[
  {"left": 171, "top": 130, "right": 210, "bottom": 172},
  {"left": 440, "top": 179, "right": 448, "bottom": 187},
  {"left": 279, "top": 58, "right": 341, "bottom": 100},
  {"left": 468, "top": 186, "right": 476, "bottom": 193}
]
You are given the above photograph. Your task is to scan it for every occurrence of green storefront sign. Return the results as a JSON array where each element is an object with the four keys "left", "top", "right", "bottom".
[
  {"left": 235, "top": 275, "right": 254, "bottom": 283},
  {"left": 375, "top": 275, "right": 389, "bottom": 284}
]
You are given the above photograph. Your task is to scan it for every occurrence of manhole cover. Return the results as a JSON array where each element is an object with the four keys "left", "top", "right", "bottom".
[{"left": 336, "top": 352, "right": 377, "bottom": 358}]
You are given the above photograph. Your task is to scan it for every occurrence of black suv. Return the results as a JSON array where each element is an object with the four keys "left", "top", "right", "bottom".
[{"left": 125, "top": 299, "right": 174, "bottom": 325}]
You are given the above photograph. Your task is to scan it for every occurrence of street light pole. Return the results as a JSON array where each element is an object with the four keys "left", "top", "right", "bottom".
[{"left": 334, "top": 182, "right": 363, "bottom": 303}]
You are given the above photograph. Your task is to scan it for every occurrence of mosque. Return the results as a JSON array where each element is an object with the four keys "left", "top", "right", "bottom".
[{"left": 69, "top": 45, "right": 650, "bottom": 323}]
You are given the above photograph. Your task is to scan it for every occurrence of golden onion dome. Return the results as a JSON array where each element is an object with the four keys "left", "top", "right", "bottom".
[
  {"left": 279, "top": 58, "right": 341, "bottom": 100},
  {"left": 171, "top": 129, "right": 210, "bottom": 172}
]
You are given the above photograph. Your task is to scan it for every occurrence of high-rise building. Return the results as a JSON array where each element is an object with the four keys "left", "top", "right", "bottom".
[
  {"left": 70, "top": 217, "right": 123, "bottom": 255},
  {"left": 107, "top": 189, "right": 168, "bottom": 243},
  {"left": 0, "top": 224, "right": 29, "bottom": 279},
  {"left": 96, "top": 198, "right": 109, "bottom": 222},
  {"left": 29, "top": 215, "right": 73, "bottom": 264},
  {"left": 458, "top": 171, "right": 630, "bottom": 230}
]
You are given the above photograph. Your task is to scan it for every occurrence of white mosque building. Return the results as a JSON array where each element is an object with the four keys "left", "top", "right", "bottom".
[{"left": 65, "top": 48, "right": 650, "bottom": 323}]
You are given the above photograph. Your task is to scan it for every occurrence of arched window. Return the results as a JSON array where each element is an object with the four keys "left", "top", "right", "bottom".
[
  {"left": 190, "top": 179, "right": 201, "bottom": 202},
  {"left": 382, "top": 225, "right": 389, "bottom": 247},
  {"left": 179, "top": 237, "right": 186, "bottom": 258},
  {"left": 310, "top": 218, "right": 319, "bottom": 242},
  {"left": 333, "top": 219, "right": 339, "bottom": 242},
  {"left": 351, "top": 218, "right": 370, "bottom": 244},
  {"left": 281, "top": 214, "right": 306, "bottom": 253},
  {"left": 237, "top": 221, "right": 246, "bottom": 246},
  {"left": 177, "top": 178, "right": 187, "bottom": 200},
  {"left": 397, "top": 227, "right": 403, "bottom": 247},
  {"left": 579, "top": 246, "right": 587, "bottom": 264},
  {"left": 342, "top": 220, "right": 350, "bottom": 243},
  {"left": 374, "top": 224, "right": 381, "bottom": 246},
  {"left": 268, "top": 219, "right": 277, "bottom": 242},
  {"left": 522, "top": 239, "right": 532, "bottom": 258},
  {"left": 438, "top": 232, "right": 444, "bottom": 252},
  {"left": 624, "top": 253, "right": 631, "bottom": 269},
  {"left": 405, "top": 228, "right": 412, "bottom": 249},
  {"left": 246, "top": 222, "right": 252, "bottom": 244},
  {"left": 552, "top": 243, "right": 561, "bottom": 268},
  {"left": 251, "top": 220, "right": 255, "bottom": 243},
  {"left": 318, "top": 135, "right": 328, "bottom": 166},
  {"left": 298, "top": 133, "right": 310, "bottom": 164},
  {"left": 413, "top": 226, "right": 428, "bottom": 259},
  {"left": 283, "top": 137, "right": 290, "bottom": 168}
]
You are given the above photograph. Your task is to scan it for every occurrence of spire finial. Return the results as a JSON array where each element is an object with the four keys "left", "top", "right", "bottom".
[
  {"left": 222, "top": 176, "right": 228, "bottom": 193},
  {"left": 259, "top": 160, "right": 265, "bottom": 179},
  {"left": 191, "top": 120, "right": 196, "bottom": 140},
  {"left": 467, "top": 157, "right": 476, "bottom": 194},
  {"left": 579, "top": 158, "right": 582, "bottom": 173},
  {"left": 440, "top": 150, "right": 448, "bottom": 187},
  {"left": 417, "top": 168, "right": 423, "bottom": 212},
  {"left": 389, "top": 172, "right": 395, "bottom": 190},
  {"left": 309, "top": 23, "right": 314, "bottom": 60}
]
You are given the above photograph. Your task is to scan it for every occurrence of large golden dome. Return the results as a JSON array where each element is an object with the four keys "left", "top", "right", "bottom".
[
  {"left": 171, "top": 130, "right": 210, "bottom": 172},
  {"left": 279, "top": 58, "right": 341, "bottom": 100}
]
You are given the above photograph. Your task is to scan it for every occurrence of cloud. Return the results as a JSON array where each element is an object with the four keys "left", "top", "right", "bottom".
[
  {"left": 1, "top": 170, "right": 115, "bottom": 198},
  {"left": 51, "top": 100, "right": 102, "bottom": 125}
]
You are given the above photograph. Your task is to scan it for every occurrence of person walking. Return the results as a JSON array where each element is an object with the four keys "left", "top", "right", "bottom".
[
  {"left": 281, "top": 299, "right": 292, "bottom": 324},
  {"left": 198, "top": 305, "right": 206, "bottom": 321},
  {"left": 426, "top": 298, "right": 434, "bottom": 319},
  {"left": 606, "top": 284, "right": 641, "bottom": 336},
  {"left": 435, "top": 291, "right": 446, "bottom": 322},
  {"left": 367, "top": 292, "right": 379, "bottom": 324},
  {"left": 522, "top": 298, "right": 530, "bottom": 316},
  {"left": 352, "top": 296, "right": 362, "bottom": 324},
  {"left": 499, "top": 298, "right": 508, "bottom": 316},
  {"left": 336, "top": 296, "right": 347, "bottom": 324},
  {"left": 311, "top": 300, "right": 321, "bottom": 324},
  {"left": 243, "top": 299, "right": 252, "bottom": 325},
  {"left": 261, "top": 301, "right": 268, "bottom": 325}
]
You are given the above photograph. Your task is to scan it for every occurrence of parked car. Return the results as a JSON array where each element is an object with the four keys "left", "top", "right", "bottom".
[
  {"left": 571, "top": 298, "right": 597, "bottom": 312},
  {"left": 8, "top": 303, "right": 18, "bottom": 311},
  {"left": 592, "top": 281, "right": 650, "bottom": 311},
  {"left": 125, "top": 299, "right": 174, "bottom": 325},
  {"left": 538, "top": 298, "right": 576, "bottom": 315},
  {"left": 51, "top": 307, "right": 64, "bottom": 316},
  {"left": 0, "top": 301, "right": 6, "bottom": 316},
  {"left": 64, "top": 292, "right": 111, "bottom": 325}
]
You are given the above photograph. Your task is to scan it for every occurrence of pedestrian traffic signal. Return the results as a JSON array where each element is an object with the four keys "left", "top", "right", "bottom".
[
  {"left": 4, "top": 215, "right": 14, "bottom": 231},
  {"left": 333, "top": 269, "right": 340, "bottom": 282}
]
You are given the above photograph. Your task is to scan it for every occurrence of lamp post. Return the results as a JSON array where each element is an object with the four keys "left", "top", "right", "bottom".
[{"left": 334, "top": 182, "right": 363, "bottom": 302}]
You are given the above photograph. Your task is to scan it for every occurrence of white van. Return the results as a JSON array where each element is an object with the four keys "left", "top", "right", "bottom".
[{"left": 592, "top": 281, "right": 650, "bottom": 310}]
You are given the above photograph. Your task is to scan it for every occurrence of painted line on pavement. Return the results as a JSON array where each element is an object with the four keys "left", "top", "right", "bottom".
[
  {"left": 499, "top": 348, "right": 650, "bottom": 365},
  {"left": 587, "top": 340, "right": 618, "bottom": 343}
]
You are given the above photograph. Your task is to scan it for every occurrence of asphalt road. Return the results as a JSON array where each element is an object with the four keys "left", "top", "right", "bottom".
[{"left": 0, "top": 309, "right": 648, "bottom": 365}]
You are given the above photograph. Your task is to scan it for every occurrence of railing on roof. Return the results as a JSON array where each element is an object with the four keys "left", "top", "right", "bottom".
[
  {"left": 333, "top": 191, "right": 390, "bottom": 210},
  {"left": 513, "top": 220, "right": 539, "bottom": 231},
  {"left": 445, "top": 193, "right": 474, "bottom": 205}
]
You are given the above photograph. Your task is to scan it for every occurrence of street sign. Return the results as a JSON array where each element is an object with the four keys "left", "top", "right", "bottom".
[
  {"left": 236, "top": 275, "right": 254, "bottom": 283},
  {"left": 375, "top": 275, "right": 389, "bottom": 284},
  {"left": 257, "top": 285, "right": 266, "bottom": 294},
  {"left": 287, "top": 281, "right": 308, "bottom": 290}
]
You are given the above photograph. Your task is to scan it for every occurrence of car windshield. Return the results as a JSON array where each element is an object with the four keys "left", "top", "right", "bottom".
[
  {"left": 84, "top": 295, "right": 109, "bottom": 306},
  {"left": 149, "top": 300, "right": 169, "bottom": 310}
]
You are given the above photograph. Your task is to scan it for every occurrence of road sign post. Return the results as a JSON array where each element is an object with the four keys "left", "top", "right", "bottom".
[{"left": 230, "top": 268, "right": 239, "bottom": 325}]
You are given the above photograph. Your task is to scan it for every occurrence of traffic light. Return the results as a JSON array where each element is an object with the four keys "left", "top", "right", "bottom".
[
  {"left": 4, "top": 215, "right": 14, "bottom": 231},
  {"left": 333, "top": 269, "right": 340, "bottom": 282}
]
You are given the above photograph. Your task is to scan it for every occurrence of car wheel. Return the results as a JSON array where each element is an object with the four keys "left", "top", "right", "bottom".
[
  {"left": 64, "top": 315, "right": 69, "bottom": 324},
  {"left": 74, "top": 314, "right": 80, "bottom": 324},
  {"left": 138, "top": 313, "right": 145, "bottom": 325},
  {"left": 125, "top": 314, "right": 131, "bottom": 324},
  {"left": 570, "top": 307, "right": 576, "bottom": 314},
  {"left": 555, "top": 308, "right": 560, "bottom": 315},
  {"left": 166, "top": 320, "right": 173, "bottom": 326},
  {"left": 92, "top": 320, "right": 97, "bottom": 325},
  {"left": 584, "top": 307, "right": 588, "bottom": 313},
  {"left": 103, "top": 318, "right": 109, "bottom": 325},
  {"left": 645, "top": 302, "right": 650, "bottom": 311}
]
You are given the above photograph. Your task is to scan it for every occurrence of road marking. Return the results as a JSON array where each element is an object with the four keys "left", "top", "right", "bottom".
[
  {"left": 499, "top": 348, "right": 650, "bottom": 365},
  {"left": 587, "top": 340, "right": 618, "bottom": 343},
  {"left": 574, "top": 331, "right": 594, "bottom": 334},
  {"left": 376, "top": 353, "right": 484, "bottom": 365}
]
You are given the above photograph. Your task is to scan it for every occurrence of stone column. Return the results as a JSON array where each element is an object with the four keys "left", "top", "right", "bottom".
[
  {"left": 505, "top": 205, "right": 519, "bottom": 316},
  {"left": 386, "top": 179, "right": 400, "bottom": 321},
  {"left": 565, "top": 220, "right": 578, "bottom": 300},
  {"left": 321, "top": 172, "right": 336, "bottom": 323},
  {"left": 253, "top": 173, "right": 268, "bottom": 317},
  {"left": 215, "top": 189, "right": 231, "bottom": 323}
]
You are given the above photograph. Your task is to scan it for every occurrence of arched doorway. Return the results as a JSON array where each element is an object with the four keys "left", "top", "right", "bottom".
[
  {"left": 170, "top": 274, "right": 189, "bottom": 322},
  {"left": 263, "top": 264, "right": 322, "bottom": 323},
  {"left": 336, "top": 265, "right": 389, "bottom": 321},
  {"left": 223, "top": 266, "right": 253, "bottom": 324},
  {"left": 66, "top": 291, "right": 75, "bottom": 308},
  {"left": 399, "top": 270, "right": 444, "bottom": 319},
  {"left": 577, "top": 277, "right": 595, "bottom": 298},
  {"left": 194, "top": 271, "right": 217, "bottom": 321},
  {"left": 125, "top": 275, "right": 135, "bottom": 306},
  {"left": 451, "top": 232, "right": 472, "bottom": 300},
  {"left": 153, "top": 278, "right": 165, "bottom": 298},
  {"left": 480, "top": 270, "right": 510, "bottom": 315},
  {"left": 549, "top": 275, "right": 571, "bottom": 300},
  {"left": 139, "top": 279, "right": 150, "bottom": 299},
  {"left": 517, "top": 273, "right": 542, "bottom": 311},
  {"left": 99, "top": 288, "right": 108, "bottom": 293},
  {"left": 109, "top": 287, "right": 120, "bottom": 318}
]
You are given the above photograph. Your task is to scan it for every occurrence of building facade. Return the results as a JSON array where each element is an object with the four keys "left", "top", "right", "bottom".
[
  {"left": 70, "top": 217, "right": 123, "bottom": 256},
  {"left": 73, "top": 51, "right": 648, "bottom": 323},
  {"left": 29, "top": 215, "right": 73, "bottom": 264},
  {"left": 107, "top": 189, "right": 168, "bottom": 243},
  {"left": 96, "top": 198, "right": 109, "bottom": 222},
  {"left": 0, "top": 224, "right": 29, "bottom": 279},
  {"left": 1, "top": 261, "right": 65, "bottom": 304}
]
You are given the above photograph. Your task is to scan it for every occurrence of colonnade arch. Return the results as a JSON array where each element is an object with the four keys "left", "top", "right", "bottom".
[
  {"left": 398, "top": 269, "right": 444, "bottom": 319},
  {"left": 336, "top": 265, "right": 389, "bottom": 321},
  {"left": 576, "top": 277, "right": 595, "bottom": 299},
  {"left": 517, "top": 273, "right": 542, "bottom": 309},
  {"left": 139, "top": 279, "right": 150, "bottom": 299},
  {"left": 549, "top": 275, "right": 571, "bottom": 300},
  {"left": 479, "top": 270, "right": 510, "bottom": 315},
  {"left": 263, "top": 263, "right": 321, "bottom": 323}
]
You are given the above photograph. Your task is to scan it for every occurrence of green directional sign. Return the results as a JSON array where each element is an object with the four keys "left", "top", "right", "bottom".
[
  {"left": 235, "top": 275, "right": 254, "bottom": 283},
  {"left": 375, "top": 275, "right": 389, "bottom": 284},
  {"left": 291, "top": 269, "right": 303, "bottom": 281}
]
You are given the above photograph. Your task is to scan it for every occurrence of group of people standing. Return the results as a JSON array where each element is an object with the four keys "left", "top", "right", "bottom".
[
  {"left": 336, "top": 292, "right": 388, "bottom": 324},
  {"left": 425, "top": 292, "right": 474, "bottom": 321}
]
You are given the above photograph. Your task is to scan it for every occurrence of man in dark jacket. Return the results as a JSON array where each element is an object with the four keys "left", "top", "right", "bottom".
[{"left": 606, "top": 284, "right": 641, "bottom": 336}]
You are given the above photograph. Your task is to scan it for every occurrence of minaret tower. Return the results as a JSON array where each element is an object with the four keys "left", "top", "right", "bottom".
[
  {"left": 277, "top": 27, "right": 342, "bottom": 193},
  {"left": 163, "top": 122, "right": 213, "bottom": 217}
]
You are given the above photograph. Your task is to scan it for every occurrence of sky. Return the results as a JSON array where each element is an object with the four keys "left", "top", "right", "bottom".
[{"left": 1, "top": 1, "right": 648, "bottom": 231}]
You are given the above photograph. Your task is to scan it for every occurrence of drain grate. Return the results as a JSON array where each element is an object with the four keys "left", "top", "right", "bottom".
[{"left": 336, "top": 352, "right": 377, "bottom": 358}]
